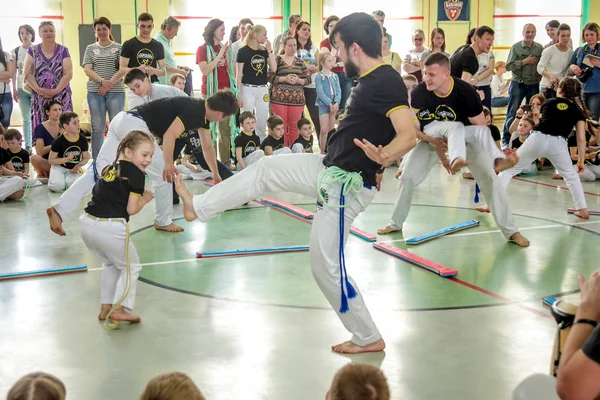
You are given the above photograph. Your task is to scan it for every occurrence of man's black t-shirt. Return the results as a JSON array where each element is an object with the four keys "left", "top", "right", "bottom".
[
  {"left": 0, "top": 147, "right": 11, "bottom": 167},
  {"left": 450, "top": 45, "right": 479, "bottom": 78},
  {"left": 412, "top": 78, "right": 483, "bottom": 130},
  {"left": 8, "top": 148, "right": 30, "bottom": 173},
  {"left": 261, "top": 135, "right": 284, "bottom": 151},
  {"left": 582, "top": 326, "right": 600, "bottom": 365},
  {"left": 121, "top": 37, "right": 165, "bottom": 83},
  {"left": 567, "top": 132, "right": 592, "bottom": 165},
  {"left": 237, "top": 46, "right": 269, "bottom": 86},
  {"left": 85, "top": 161, "right": 145, "bottom": 221},
  {"left": 294, "top": 135, "right": 314, "bottom": 153},
  {"left": 536, "top": 98, "right": 586, "bottom": 138},
  {"left": 235, "top": 132, "right": 261, "bottom": 158},
  {"left": 50, "top": 134, "right": 89, "bottom": 169},
  {"left": 132, "top": 97, "right": 210, "bottom": 142},
  {"left": 323, "top": 64, "right": 409, "bottom": 187}
]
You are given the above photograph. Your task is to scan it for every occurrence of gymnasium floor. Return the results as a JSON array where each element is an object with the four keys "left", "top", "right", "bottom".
[{"left": 1, "top": 162, "right": 599, "bottom": 400}]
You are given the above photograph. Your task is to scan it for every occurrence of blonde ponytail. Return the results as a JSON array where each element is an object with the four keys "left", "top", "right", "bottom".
[{"left": 243, "top": 24, "right": 267, "bottom": 46}]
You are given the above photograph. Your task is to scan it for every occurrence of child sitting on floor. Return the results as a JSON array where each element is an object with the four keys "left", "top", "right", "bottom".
[
  {"left": 234, "top": 111, "right": 263, "bottom": 170},
  {"left": 326, "top": 363, "right": 390, "bottom": 400},
  {"left": 292, "top": 117, "right": 314, "bottom": 153},
  {"left": 510, "top": 116, "right": 537, "bottom": 176},
  {"left": 262, "top": 115, "right": 292, "bottom": 156}
]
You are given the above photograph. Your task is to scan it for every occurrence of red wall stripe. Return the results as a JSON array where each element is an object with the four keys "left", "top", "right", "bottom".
[
  {"left": 173, "top": 15, "right": 284, "bottom": 20},
  {"left": 494, "top": 14, "right": 582, "bottom": 18}
]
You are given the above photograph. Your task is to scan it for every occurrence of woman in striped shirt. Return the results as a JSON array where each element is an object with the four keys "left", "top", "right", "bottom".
[
  {"left": 82, "top": 17, "right": 125, "bottom": 157},
  {"left": 270, "top": 36, "right": 311, "bottom": 146}
]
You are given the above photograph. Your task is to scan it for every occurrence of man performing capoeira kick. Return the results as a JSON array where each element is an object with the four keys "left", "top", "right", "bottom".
[
  {"left": 377, "top": 53, "right": 530, "bottom": 247},
  {"left": 47, "top": 86, "right": 238, "bottom": 236},
  {"left": 174, "top": 12, "right": 417, "bottom": 354}
]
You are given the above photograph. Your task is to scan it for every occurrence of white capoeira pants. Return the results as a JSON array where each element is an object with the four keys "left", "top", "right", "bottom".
[
  {"left": 241, "top": 84, "right": 269, "bottom": 142},
  {"left": 176, "top": 164, "right": 212, "bottom": 180},
  {"left": 424, "top": 121, "right": 467, "bottom": 163},
  {"left": 583, "top": 164, "right": 600, "bottom": 181},
  {"left": 292, "top": 143, "right": 304, "bottom": 153},
  {"left": 79, "top": 213, "right": 141, "bottom": 310},
  {"left": 48, "top": 165, "right": 80, "bottom": 192},
  {"left": 273, "top": 147, "right": 292, "bottom": 155},
  {"left": 0, "top": 176, "right": 24, "bottom": 201},
  {"left": 192, "top": 153, "right": 381, "bottom": 345},
  {"left": 240, "top": 150, "right": 265, "bottom": 170},
  {"left": 53, "top": 112, "right": 173, "bottom": 226},
  {"left": 499, "top": 132, "right": 588, "bottom": 210},
  {"left": 389, "top": 124, "right": 518, "bottom": 238}
]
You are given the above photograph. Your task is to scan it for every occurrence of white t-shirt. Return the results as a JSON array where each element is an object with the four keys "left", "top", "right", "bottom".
[
  {"left": 127, "top": 83, "right": 186, "bottom": 110},
  {"left": 297, "top": 45, "right": 318, "bottom": 88},
  {"left": 491, "top": 74, "right": 508, "bottom": 98},
  {"left": 0, "top": 51, "right": 13, "bottom": 93},
  {"left": 475, "top": 51, "right": 495, "bottom": 87},
  {"left": 537, "top": 45, "right": 574, "bottom": 89},
  {"left": 10, "top": 46, "right": 27, "bottom": 90}
]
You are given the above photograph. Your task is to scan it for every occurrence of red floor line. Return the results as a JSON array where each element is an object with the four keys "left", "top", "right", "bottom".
[
  {"left": 449, "top": 277, "right": 552, "bottom": 320},
  {"left": 514, "top": 177, "right": 600, "bottom": 197}
]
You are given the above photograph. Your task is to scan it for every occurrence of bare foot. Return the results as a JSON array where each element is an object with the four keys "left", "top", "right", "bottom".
[
  {"left": 462, "top": 172, "right": 474, "bottom": 180},
  {"left": 331, "top": 338, "right": 386, "bottom": 354},
  {"left": 494, "top": 152, "right": 519, "bottom": 174},
  {"left": 154, "top": 223, "right": 184, "bottom": 232},
  {"left": 110, "top": 310, "right": 141, "bottom": 324},
  {"left": 394, "top": 170, "right": 402, "bottom": 179},
  {"left": 8, "top": 189, "right": 25, "bottom": 200},
  {"left": 175, "top": 175, "right": 199, "bottom": 222},
  {"left": 574, "top": 209, "right": 590, "bottom": 219},
  {"left": 475, "top": 205, "right": 490, "bottom": 213},
  {"left": 551, "top": 173, "right": 562, "bottom": 180},
  {"left": 451, "top": 158, "right": 468, "bottom": 173},
  {"left": 98, "top": 304, "right": 112, "bottom": 321},
  {"left": 509, "top": 232, "right": 530, "bottom": 247},
  {"left": 46, "top": 207, "right": 66, "bottom": 236},
  {"left": 377, "top": 225, "right": 402, "bottom": 235}
]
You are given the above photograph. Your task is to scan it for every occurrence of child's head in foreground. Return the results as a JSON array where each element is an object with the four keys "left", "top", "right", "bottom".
[{"left": 326, "top": 363, "right": 390, "bottom": 400}]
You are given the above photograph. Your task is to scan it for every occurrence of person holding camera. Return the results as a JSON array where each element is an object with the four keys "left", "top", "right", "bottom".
[
  {"left": 502, "top": 24, "right": 543, "bottom": 148},
  {"left": 570, "top": 22, "right": 600, "bottom": 121}
]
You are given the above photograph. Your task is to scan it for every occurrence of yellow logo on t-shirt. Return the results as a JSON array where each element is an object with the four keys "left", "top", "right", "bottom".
[
  {"left": 263, "top": 94, "right": 269, "bottom": 102},
  {"left": 103, "top": 169, "right": 116, "bottom": 182},
  {"left": 557, "top": 103, "right": 568, "bottom": 111},
  {"left": 64, "top": 146, "right": 82, "bottom": 163}
]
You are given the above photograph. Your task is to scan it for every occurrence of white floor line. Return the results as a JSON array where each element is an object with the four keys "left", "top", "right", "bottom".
[
  {"left": 380, "top": 219, "right": 600, "bottom": 244},
  {"left": 87, "top": 220, "right": 600, "bottom": 271}
]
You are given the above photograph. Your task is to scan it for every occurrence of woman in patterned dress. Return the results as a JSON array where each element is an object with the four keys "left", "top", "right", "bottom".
[{"left": 23, "top": 20, "right": 73, "bottom": 130}]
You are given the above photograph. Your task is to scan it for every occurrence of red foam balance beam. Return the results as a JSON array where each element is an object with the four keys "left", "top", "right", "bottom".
[
  {"left": 350, "top": 226, "right": 377, "bottom": 242},
  {"left": 372, "top": 242, "right": 458, "bottom": 277},
  {"left": 567, "top": 208, "right": 600, "bottom": 216},
  {"left": 260, "top": 198, "right": 315, "bottom": 219}
]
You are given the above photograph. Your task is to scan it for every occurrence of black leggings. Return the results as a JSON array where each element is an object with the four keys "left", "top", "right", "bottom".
[{"left": 303, "top": 87, "right": 320, "bottom": 134}]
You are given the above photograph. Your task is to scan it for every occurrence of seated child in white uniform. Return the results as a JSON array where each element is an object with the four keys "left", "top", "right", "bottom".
[
  {"left": 262, "top": 115, "right": 292, "bottom": 156},
  {"left": 292, "top": 117, "right": 315, "bottom": 153},
  {"left": 0, "top": 130, "right": 25, "bottom": 201},
  {"left": 48, "top": 112, "right": 90, "bottom": 192},
  {"left": 234, "top": 111, "right": 264, "bottom": 170}
]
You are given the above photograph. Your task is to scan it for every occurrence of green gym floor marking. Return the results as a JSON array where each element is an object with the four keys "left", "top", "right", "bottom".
[{"left": 136, "top": 204, "right": 599, "bottom": 311}]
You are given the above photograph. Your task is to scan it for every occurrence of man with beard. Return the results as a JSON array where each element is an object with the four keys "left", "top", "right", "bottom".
[{"left": 174, "top": 12, "right": 417, "bottom": 354}]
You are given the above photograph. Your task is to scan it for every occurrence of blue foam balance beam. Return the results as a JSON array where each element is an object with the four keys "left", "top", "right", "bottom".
[
  {"left": 0, "top": 265, "right": 88, "bottom": 281},
  {"left": 406, "top": 219, "right": 480, "bottom": 245},
  {"left": 197, "top": 245, "right": 310, "bottom": 258}
]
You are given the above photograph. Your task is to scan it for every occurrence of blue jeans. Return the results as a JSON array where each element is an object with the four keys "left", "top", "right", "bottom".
[
  {"left": 585, "top": 92, "right": 600, "bottom": 121},
  {"left": 0, "top": 90, "right": 13, "bottom": 128},
  {"left": 491, "top": 97, "right": 509, "bottom": 107},
  {"left": 336, "top": 71, "right": 352, "bottom": 110},
  {"left": 17, "top": 89, "right": 32, "bottom": 148},
  {"left": 477, "top": 85, "right": 492, "bottom": 111},
  {"left": 502, "top": 81, "right": 539, "bottom": 147},
  {"left": 87, "top": 91, "right": 125, "bottom": 157}
]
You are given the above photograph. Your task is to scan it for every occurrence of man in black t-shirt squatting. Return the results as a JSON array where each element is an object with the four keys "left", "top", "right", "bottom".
[
  {"left": 47, "top": 91, "right": 239, "bottom": 236},
  {"left": 378, "top": 53, "right": 529, "bottom": 247},
  {"left": 174, "top": 13, "right": 417, "bottom": 355}
]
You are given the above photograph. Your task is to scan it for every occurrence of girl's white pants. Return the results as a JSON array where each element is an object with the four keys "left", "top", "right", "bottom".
[
  {"left": 79, "top": 213, "right": 141, "bottom": 311},
  {"left": 499, "top": 131, "right": 588, "bottom": 210},
  {"left": 241, "top": 84, "right": 270, "bottom": 142},
  {"left": 48, "top": 165, "right": 80, "bottom": 192},
  {"left": 53, "top": 112, "right": 173, "bottom": 226},
  {"left": 191, "top": 154, "right": 381, "bottom": 346},
  {"left": 389, "top": 124, "right": 518, "bottom": 239},
  {"left": 0, "top": 177, "right": 24, "bottom": 201}
]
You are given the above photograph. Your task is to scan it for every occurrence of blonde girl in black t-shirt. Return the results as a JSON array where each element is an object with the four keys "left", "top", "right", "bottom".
[
  {"left": 236, "top": 24, "right": 277, "bottom": 142},
  {"left": 499, "top": 78, "right": 594, "bottom": 219},
  {"left": 79, "top": 130, "right": 155, "bottom": 327}
]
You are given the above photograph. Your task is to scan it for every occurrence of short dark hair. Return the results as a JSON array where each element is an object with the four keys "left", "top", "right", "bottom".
[
  {"left": 297, "top": 117, "right": 311, "bottom": 129},
  {"left": 239, "top": 111, "right": 256, "bottom": 126},
  {"left": 93, "top": 17, "right": 111, "bottom": 29},
  {"left": 546, "top": 20, "right": 560, "bottom": 29},
  {"left": 238, "top": 18, "right": 253, "bottom": 28},
  {"left": 329, "top": 12, "right": 382, "bottom": 58},
  {"left": 18, "top": 24, "right": 35, "bottom": 42},
  {"left": 465, "top": 28, "right": 476, "bottom": 44},
  {"left": 323, "top": 15, "right": 340, "bottom": 35},
  {"left": 558, "top": 23, "right": 571, "bottom": 33},
  {"left": 138, "top": 13, "right": 153, "bottom": 23},
  {"left": 207, "top": 90, "right": 239, "bottom": 118},
  {"left": 44, "top": 99, "right": 62, "bottom": 113},
  {"left": 5, "top": 128, "right": 22, "bottom": 142},
  {"left": 521, "top": 116, "right": 536, "bottom": 128},
  {"left": 59, "top": 112, "right": 79, "bottom": 128},
  {"left": 267, "top": 115, "right": 284, "bottom": 129},
  {"left": 424, "top": 52, "right": 450, "bottom": 69},
  {"left": 124, "top": 69, "right": 148, "bottom": 84},
  {"left": 475, "top": 25, "right": 494, "bottom": 38}
]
